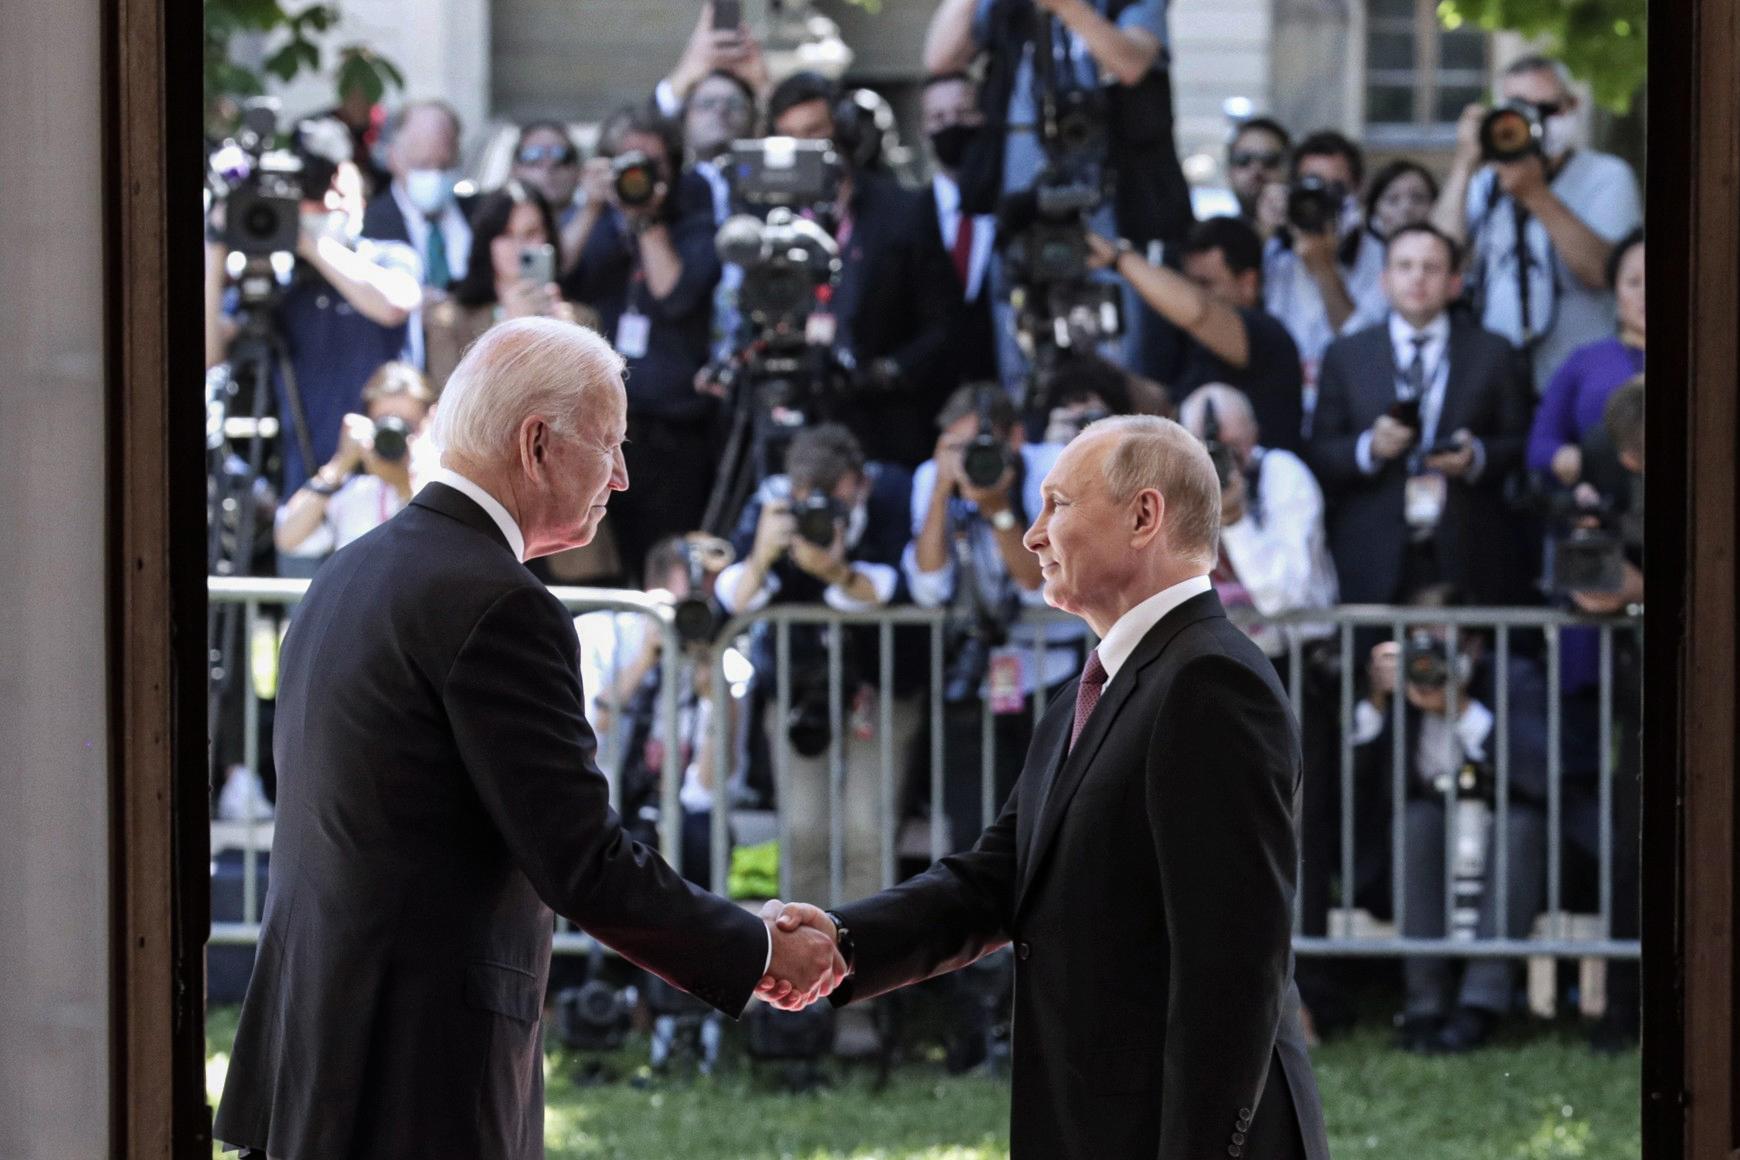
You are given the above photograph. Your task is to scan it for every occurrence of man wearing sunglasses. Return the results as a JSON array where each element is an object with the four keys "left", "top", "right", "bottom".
[
  {"left": 1225, "top": 116, "right": 1290, "bottom": 236},
  {"left": 1431, "top": 55, "right": 1641, "bottom": 393},
  {"left": 511, "top": 122, "right": 583, "bottom": 225}
]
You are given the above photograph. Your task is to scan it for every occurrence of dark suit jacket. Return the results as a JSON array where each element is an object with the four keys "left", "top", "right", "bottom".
[
  {"left": 213, "top": 484, "right": 768, "bottom": 1160},
  {"left": 831, "top": 591, "right": 1329, "bottom": 1160},
  {"left": 358, "top": 187, "right": 479, "bottom": 249},
  {"left": 829, "top": 172, "right": 962, "bottom": 468},
  {"left": 916, "top": 187, "right": 999, "bottom": 387},
  {"left": 1306, "top": 317, "right": 1534, "bottom": 605}
]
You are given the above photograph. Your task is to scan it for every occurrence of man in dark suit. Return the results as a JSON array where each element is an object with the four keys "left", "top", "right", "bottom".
[
  {"left": 213, "top": 318, "right": 844, "bottom": 1160},
  {"left": 765, "top": 416, "right": 1329, "bottom": 1159},
  {"left": 918, "top": 71, "right": 999, "bottom": 388},
  {"left": 1306, "top": 222, "right": 1534, "bottom": 607},
  {"left": 766, "top": 72, "right": 961, "bottom": 469}
]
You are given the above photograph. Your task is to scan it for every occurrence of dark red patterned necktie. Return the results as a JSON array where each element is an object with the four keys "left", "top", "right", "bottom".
[
  {"left": 951, "top": 214, "right": 976, "bottom": 288},
  {"left": 1068, "top": 649, "right": 1108, "bottom": 752}
]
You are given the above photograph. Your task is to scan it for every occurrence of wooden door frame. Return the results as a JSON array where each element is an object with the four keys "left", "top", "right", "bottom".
[
  {"left": 107, "top": 0, "right": 210, "bottom": 1152},
  {"left": 1642, "top": 0, "right": 1737, "bottom": 1155}
]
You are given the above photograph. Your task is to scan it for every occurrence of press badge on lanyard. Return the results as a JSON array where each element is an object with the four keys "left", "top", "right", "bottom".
[
  {"left": 616, "top": 261, "right": 652, "bottom": 358},
  {"left": 987, "top": 653, "right": 1026, "bottom": 716},
  {"left": 1404, "top": 472, "right": 1447, "bottom": 530}
]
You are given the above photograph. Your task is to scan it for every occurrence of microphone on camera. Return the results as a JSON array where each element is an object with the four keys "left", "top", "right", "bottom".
[{"left": 715, "top": 214, "right": 766, "bottom": 268}]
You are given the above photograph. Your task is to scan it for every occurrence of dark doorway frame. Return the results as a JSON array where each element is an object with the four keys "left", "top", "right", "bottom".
[{"left": 103, "top": 0, "right": 1735, "bottom": 1156}]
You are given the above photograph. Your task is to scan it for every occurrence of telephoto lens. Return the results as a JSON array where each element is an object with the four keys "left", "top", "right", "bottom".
[
  {"left": 962, "top": 432, "right": 1010, "bottom": 489},
  {"left": 1478, "top": 101, "right": 1543, "bottom": 163},
  {"left": 1402, "top": 630, "right": 1451, "bottom": 691},
  {"left": 611, "top": 150, "right": 659, "bottom": 207}
]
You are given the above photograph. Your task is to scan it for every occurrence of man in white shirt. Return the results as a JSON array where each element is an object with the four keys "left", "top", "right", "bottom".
[
  {"left": 1177, "top": 383, "right": 1338, "bottom": 661},
  {"left": 367, "top": 101, "right": 472, "bottom": 294},
  {"left": 1431, "top": 55, "right": 1643, "bottom": 390}
]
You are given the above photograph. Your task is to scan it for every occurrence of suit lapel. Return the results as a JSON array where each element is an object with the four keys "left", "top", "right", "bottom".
[
  {"left": 1436, "top": 319, "right": 1477, "bottom": 437},
  {"left": 1014, "top": 695, "right": 1074, "bottom": 869},
  {"left": 1015, "top": 590, "right": 1226, "bottom": 910},
  {"left": 1367, "top": 324, "right": 1401, "bottom": 425},
  {"left": 410, "top": 482, "right": 514, "bottom": 556}
]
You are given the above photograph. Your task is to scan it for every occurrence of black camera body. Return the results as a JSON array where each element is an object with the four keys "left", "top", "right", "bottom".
[
  {"left": 611, "top": 149, "right": 661, "bottom": 207},
  {"left": 727, "top": 137, "right": 841, "bottom": 211},
  {"left": 1402, "top": 630, "right": 1452, "bottom": 691},
  {"left": 793, "top": 492, "right": 846, "bottom": 548},
  {"left": 365, "top": 415, "right": 412, "bottom": 464},
  {"left": 1519, "top": 481, "right": 1630, "bottom": 596},
  {"left": 1479, "top": 101, "right": 1545, "bottom": 164},
  {"left": 1199, "top": 398, "right": 1237, "bottom": 489},
  {"left": 962, "top": 427, "right": 1012, "bottom": 490},
  {"left": 716, "top": 209, "right": 841, "bottom": 341},
  {"left": 553, "top": 978, "right": 638, "bottom": 1052},
  {"left": 1286, "top": 176, "right": 1346, "bottom": 236},
  {"left": 209, "top": 101, "right": 307, "bottom": 258}
]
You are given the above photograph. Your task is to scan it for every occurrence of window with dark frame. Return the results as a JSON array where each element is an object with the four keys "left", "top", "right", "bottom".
[{"left": 1364, "top": 0, "right": 1490, "bottom": 145}]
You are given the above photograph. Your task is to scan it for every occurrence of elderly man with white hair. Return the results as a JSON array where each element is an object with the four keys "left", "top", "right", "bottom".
[
  {"left": 214, "top": 318, "right": 846, "bottom": 1160},
  {"left": 1177, "top": 383, "right": 1339, "bottom": 662},
  {"left": 760, "top": 416, "right": 1330, "bottom": 1160}
]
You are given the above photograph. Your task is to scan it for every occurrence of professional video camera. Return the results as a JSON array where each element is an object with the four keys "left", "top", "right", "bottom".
[
  {"left": 207, "top": 99, "right": 307, "bottom": 259},
  {"left": 699, "top": 138, "right": 849, "bottom": 536},
  {"left": 1479, "top": 101, "right": 1546, "bottom": 164},
  {"left": 1512, "top": 471, "right": 1631, "bottom": 596},
  {"left": 1285, "top": 176, "right": 1347, "bottom": 235},
  {"left": 996, "top": 14, "right": 1120, "bottom": 423}
]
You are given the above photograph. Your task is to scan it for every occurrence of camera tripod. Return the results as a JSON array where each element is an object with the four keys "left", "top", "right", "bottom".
[
  {"left": 700, "top": 339, "right": 842, "bottom": 537},
  {"left": 206, "top": 294, "right": 316, "bottom": 785}
]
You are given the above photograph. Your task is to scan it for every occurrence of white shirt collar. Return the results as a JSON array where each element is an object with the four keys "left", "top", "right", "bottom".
[
  {"left": 429, "top": 467, "right": 526, "bottom": 562},
  {"left": 1094, "top": 573, "right": 1214, "bottom": 683},
  {"left": 1387, "top": 310, "right": 1450, "bottom": 354}
]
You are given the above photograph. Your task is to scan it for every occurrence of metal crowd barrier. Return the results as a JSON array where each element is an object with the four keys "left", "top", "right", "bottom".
[{"left": 207, "top": 576, "right": 1641, "bottom": 965}]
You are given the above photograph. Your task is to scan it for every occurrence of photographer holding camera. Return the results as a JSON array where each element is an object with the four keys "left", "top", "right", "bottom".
[
  {"left": 1087, "top": 216, "right": 1305, "bottom": 453},
  {"left": 203, "top": 116, "right": 424, "bottom": 503},
  {"left": 924, "top": 0, "right": 1191, "bottom": 251},
  {"left": 1262, "top": 132, "right": 1390, "bottom": 396},
  {"left": 273, "top": 361, "right": 433, "bottom": 560},
  {"left": 561, "top": 104, "right": 724, "bottom": 584},
  {"left": 904, "top": 386, "right": 1086, "bottom": 852},
  {"left": 1307, "top": 224, "right": 1533, "bottom": 609},
  {"left": 716, "top": 425, "right": 922, "bottom": 910},
  {"left": 1227, "top": 116, "right": 1291, "bottom": 236},
  {"left": 1352, "top": 610, "right": 1555, "bottom": 1054},
  {"left": 1430, "top": 56, "right": 1642, "bottom": 390}
]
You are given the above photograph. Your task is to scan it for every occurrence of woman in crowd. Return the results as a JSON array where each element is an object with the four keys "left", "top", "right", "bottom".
[
  {"left": 274, "top": 361, "right": 435, "bottom": 559},
  {"left": 1527, "top": 229, "right": 1646, "bottom": 482},
  {"left": 1364, "top": 159, "right": 1439, "bottom": 241},
  {"left": 422, "top": 180, "right": 599, "bottom": 392}
]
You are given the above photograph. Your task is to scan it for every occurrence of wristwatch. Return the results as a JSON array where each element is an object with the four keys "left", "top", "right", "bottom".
[
  {"left": 824, "top": 911, "right": 855, "bottom": 975},
  {"left": 989, "top": 508, "right": 1019, "bottom": 533}
]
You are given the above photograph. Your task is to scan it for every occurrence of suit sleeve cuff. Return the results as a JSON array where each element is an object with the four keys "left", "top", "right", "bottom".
[
  {"left": 764, "top": 923, "right": 773, "bottom": 976},
  {"left": 1464, "top": 437, "right": 1488, "bottom": 483}
]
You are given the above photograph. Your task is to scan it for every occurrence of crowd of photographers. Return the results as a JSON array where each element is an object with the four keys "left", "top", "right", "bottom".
[{"left": 204, "top": 0, "right": 1645, "bottom": 1064}]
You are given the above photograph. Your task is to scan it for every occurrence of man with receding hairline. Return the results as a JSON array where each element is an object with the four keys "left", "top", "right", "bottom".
[
  {"left": 214, "top": 318, "right": 847, "bottom": 1160},
  {"left": 763, "top": 415, "right": 1329, "bottom": 1159}
]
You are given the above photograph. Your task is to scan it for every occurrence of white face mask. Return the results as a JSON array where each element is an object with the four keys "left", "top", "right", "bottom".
[
  {"left": 845, "top": 500, "right": 869, "bottom": 549},
  {"left": 1541, "top": 112, "right": 1578, "bottom": 160},
  {"left": 404, "top": 167, "right": 459, "bottom": 215}
]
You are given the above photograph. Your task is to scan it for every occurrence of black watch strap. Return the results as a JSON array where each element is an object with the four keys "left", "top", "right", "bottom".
[{"left": 824, "top": 911, "right": 855, "bottom": 974}]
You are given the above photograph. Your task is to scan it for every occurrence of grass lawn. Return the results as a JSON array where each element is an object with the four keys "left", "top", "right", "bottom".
[{"left": 206, "top": 1005, "right": 1638, "bottom": 1159}]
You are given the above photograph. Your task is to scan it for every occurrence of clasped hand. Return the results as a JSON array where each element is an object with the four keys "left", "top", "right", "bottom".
[{"left": 754, "top": 900, "right": 846, "bottom": 1011}]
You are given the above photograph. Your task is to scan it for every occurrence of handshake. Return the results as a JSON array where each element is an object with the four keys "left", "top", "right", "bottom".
[{"left": 754, "top": 899, "right": 849, "bottom": 1011}]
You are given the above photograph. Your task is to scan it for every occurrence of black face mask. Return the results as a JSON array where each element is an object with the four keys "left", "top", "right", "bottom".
[{"left": 928, "top": 123, "right": 979, "bottom": 170}]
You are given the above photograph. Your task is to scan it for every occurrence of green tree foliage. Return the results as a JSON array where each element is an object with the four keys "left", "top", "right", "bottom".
[
  {"left": 1436, "top": 0, "right": 1646, "bottom": 112},
  {"left": 205, "top": 0, "right": 402, "bottom": 134}
]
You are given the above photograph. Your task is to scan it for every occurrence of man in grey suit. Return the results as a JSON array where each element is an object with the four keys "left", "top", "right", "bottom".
[
  {"left": 214, "top": 318, "right": 845, "bottom": 1160},
  {"left": 764, "top": 416, "right": 1330, "bottom": 1159}
]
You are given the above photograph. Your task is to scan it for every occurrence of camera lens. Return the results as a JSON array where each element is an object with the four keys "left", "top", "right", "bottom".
[
  {"left": 672, "top": 596, "right": 718, "bottom": 644},
  {"left": 1479, "top": 104, "right": 1541, "bottom": 163},
  {"left": 612, "top": 150, "right": 658, "bottom": 207},
  {"left": 962, "top": 436, "right": 1008, "bottom": 489},
  {"left": 370, "top": 416, "right": 412, "bottom": 463},
  {"left": 1286, "top": 177, "right": 1343, "bottom": 235}
]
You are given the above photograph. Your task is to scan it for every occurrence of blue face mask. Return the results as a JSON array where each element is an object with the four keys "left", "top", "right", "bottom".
[{"left": 404, "top": 167, "right": 459, "bottom": 215}]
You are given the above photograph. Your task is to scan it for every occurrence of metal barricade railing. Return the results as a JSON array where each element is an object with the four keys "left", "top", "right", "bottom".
[
  {"left": 206, "top": 577, "right": 688, "bottom": 955},
  {"left": 208, "top": 574, "right": 1640, "bottom": 965}
]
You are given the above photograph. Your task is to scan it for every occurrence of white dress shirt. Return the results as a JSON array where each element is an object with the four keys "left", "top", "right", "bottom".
[
  {"left": 1094, "top": 573, "right": 1214, "bottom": 684},
  {"left": 932, "top": 174, "right": 997, "bottom": 303},
  {"left": 1354, "top": 311, "right": 1485, "bottom": 481},
  {"left": 1217, "top": 447, "right": 1340, "bottom": 656},
  {"left": 428, "top": 467, "right": 526, "bottom": 562}
]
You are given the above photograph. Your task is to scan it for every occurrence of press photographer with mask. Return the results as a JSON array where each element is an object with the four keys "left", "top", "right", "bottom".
[
  {"left": 273, "top": 361, "right": 434, "bottom": 559},
  {"left": 1262, "top": 131, "right": 1389, "bottom": 389},
  {"left": 904, "top": 387, "right": 1085, "bottom": 853},
  {"left": 563, "top": 104, "right": 723, "bottom": 584},
  {"left": 716, "top": 425, "right": 921, "bottom": 911},
  {"left": 922, "top": 72, "right": 1000, "bottom": 387},
  {"left": 203, "top": 117, "right": 423, "bottom": 501},
  {"left": 1431, "top": 55, "right": 1642, "bottom": 390}
]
